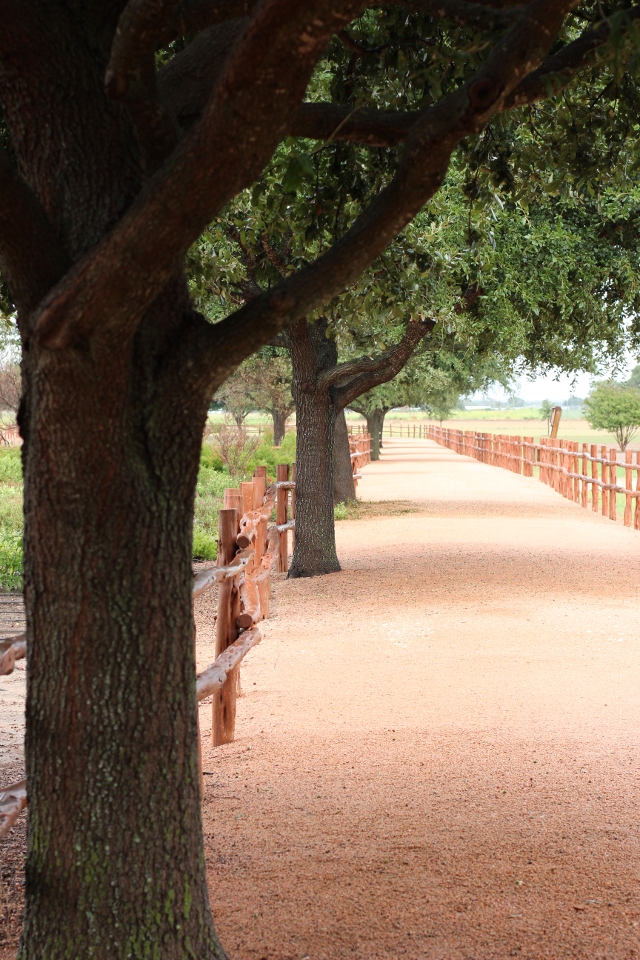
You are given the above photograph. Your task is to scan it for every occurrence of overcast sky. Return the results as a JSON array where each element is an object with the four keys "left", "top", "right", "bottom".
[{"left": 478, "top": 352, "right": 639, "bottom": 403}]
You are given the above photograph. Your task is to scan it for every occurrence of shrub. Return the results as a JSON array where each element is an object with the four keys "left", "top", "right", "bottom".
[
  {"left": 584, "top": 383, "right": 640, "bottom": 450},
  {"left": 247, "top": 430, "right": 296, "bottom": 478},
  {"left": 211, "top": 420, "right": 260, "bottom": 478}
]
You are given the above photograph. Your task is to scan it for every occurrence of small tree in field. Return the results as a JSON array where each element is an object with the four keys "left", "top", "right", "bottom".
[
  {"left": 584, "top": 383, "right": 640, "bottom": 450},
  {"left": 540, "top": 399, "right": 553, "bottom": 421}
]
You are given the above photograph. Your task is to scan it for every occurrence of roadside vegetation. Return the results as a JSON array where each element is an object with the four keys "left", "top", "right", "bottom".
[{"left": 0, "top": 429, "right": 296, "bottom": 588}]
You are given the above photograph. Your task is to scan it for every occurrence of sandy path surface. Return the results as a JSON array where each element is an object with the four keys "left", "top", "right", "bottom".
[
  {"left": 2, "top": 439, "right": 639, "bottom": 958},
  {"left": 201, "top": 439, "right": 640, "bottom": 960}
]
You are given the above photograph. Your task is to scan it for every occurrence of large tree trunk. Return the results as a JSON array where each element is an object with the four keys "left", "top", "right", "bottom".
[
  {"left": 366, "top": 408, "right": 388, "bottom": 460},
  {"left": 19, "top": 292, "right": 227, "bottom": 960},
  {"left": 0, "top": 13, "right": 229, "bottom": 954},
  {"left": 287, "top": 319, "right": 340, "bottom": 578},
  {"left": 272, "top": 409, "right": 287, "bottom": 446},
  {"left": 333, "top": 409, "right": 356, "bottom": 503}
]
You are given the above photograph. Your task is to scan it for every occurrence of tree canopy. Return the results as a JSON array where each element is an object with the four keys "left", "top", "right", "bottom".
[{"left": 584, "top": 381, "right": 640, "bottom": 449}]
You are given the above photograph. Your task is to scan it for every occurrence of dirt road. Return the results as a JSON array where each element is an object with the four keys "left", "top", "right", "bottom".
[{"left": 201, "top": 438, "right": 640, "bottom": 960}]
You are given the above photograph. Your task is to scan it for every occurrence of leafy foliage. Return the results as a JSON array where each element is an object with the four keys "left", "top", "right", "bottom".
[{"left": 584, "top": 382, "right": 640, "bottom": 449}]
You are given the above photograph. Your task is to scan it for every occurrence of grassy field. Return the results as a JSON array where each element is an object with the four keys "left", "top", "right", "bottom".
[{"left": 374, "top": 416, "right": 633, "bottom": 451}]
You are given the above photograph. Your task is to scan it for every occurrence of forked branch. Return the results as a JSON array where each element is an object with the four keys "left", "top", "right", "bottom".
[
  {"left": 332, "top": 319, "right": 435, "bottom": 410},
  {"left": 34, "top": 0, "right": 369, "bottom": 350},
  {"left": 318, "top": 319, "right": 434, "bottom": 391}
]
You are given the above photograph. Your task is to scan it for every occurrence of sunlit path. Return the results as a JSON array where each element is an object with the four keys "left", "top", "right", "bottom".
[{"left": 202, "top": 437, "right": 640, "bottom": 960}]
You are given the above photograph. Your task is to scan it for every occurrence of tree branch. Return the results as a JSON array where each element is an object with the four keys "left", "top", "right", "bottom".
[
  {"left": 397, "top": 0, "right": 524, "bottom": 31},
  {"left": 34, "top": 0, "right": 369, "bottom": 350},
  {"left": 293, "top": 6, "right": 640, "bottom": 146},
  {"left": 194, "top": 0, "right": 576, "bottom": 380},
  {"left": 166, "top": 3, "right": 627, "bottom": 153},
  {"left": 291, "top": 103, "right": 421, "bottom": 147},
  {"left": 504, "top": 6, "right": 640, "bottom": 109},
  {"left": 0, "top": 147, "right": 69, "bottom": 323},
  {"left": 330, "top": 318, "right": 435, "bottom": 410},
  {"left": 158, "top": 19, "right": 246, "bottom": 128}
]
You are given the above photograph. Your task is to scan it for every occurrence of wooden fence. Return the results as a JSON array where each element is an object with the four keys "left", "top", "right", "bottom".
[
  {"left": 349, "top": 433, "right": 372, "bottom": 487},
  {"left": 0, "top": 464, "right": 296, "bottom": 839},
  {"left": 0, "top": 438, "right": 374, "bottom": 838},
  {"left": 350, "top": 422, "right": 429, "bottom": 439},
  {"left": 427, "top": 424, "right": 640, "bottom": 530}
]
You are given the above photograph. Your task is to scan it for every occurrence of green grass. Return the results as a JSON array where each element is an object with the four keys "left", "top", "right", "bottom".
[{"left": 0, "top": 449, "right": 23, "bottom": 590}]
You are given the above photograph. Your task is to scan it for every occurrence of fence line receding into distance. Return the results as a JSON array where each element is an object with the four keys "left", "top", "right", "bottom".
[{"left": 427, "top": 424, "right": 640, "bottom": 530}]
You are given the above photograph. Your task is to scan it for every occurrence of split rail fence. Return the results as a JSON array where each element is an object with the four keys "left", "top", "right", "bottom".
[
  {"left": 0, "top": 463, "right": 297, "bottom": 839},
  {"left": 350, "top": 432, "right": 372, "bottom": 487},
  {"left": 350, "top": 422, "right": 429, "bottom": 439},
  {"left": 0, "top": 436, "right": 373, "bottom": 838},
  {"left": 427, "top": 424, "right": 640, "bottom": 530}
]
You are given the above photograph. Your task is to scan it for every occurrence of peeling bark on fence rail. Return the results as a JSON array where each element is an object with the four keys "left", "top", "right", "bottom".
[
  {"left": 213, "top": 509, "right": 240, "bottom": 746},
  {"left": 196, "top": 628, "right": 262, "bottom": 701},
  {"left": 0, "top": 779, "right": 27, "bottom": 839}
]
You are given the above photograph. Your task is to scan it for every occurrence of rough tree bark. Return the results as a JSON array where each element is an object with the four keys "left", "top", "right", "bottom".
[
  {"left": 287, "top": 317, "right": 433, "bottom": 578},
  {"left": 287, "top": 318, "right": 341, "bottom": 577},
  {"left": 271, "top": 408, "right": 289, "bottom": 446},
  {"left": 21, "top": 287, "right": 224, "bottom": 959},
  {"left": 365, "top": 408, "right": 389, "bottom": 460},
  {"left": 333, "top": 409, "right": 356, "bottom": 503}
]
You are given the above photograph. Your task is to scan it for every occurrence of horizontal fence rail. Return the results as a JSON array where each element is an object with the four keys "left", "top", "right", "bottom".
[
  {"left": 427, "top": 424, "right": 640, "bottom": 530},
  {"left": 349, "top": 433, "right": 372, "bottom": 484}
]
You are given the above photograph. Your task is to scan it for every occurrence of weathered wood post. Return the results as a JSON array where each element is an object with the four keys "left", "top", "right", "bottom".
[
  {"left": 601, "top": 445, "right": 609, "bottom": 517},
  {"left": 524, "top": 437, "right": 533, "bottom": 477},
  {"left": 213, "top": 508, "right": 239, "bottom": 746},
  {"left": 240, "top": 481, "right": 254, "bottom": 521},
  {"left": 610, "top": 448, "right": 618, "bottom": 521},
  {"left": 581, "top": 444, "right": 588, "bottom": 508},
  {"left": 252, "top": 467, "right": 267, "bottom": 565},
  {"left": 276, "top": 463, "right": 289, "bottom": 573},
  {"left": 635, "top": 451, "right": 640, "bottom": 530},
  {"left": 591, "top": 445, "right": 598, "bottom": 512},
  {"left": 224, "top": 487, "right": 241, "bottom": 511},
  {"left": 624, "top": 448, "right": 633, "bottom": 526}
]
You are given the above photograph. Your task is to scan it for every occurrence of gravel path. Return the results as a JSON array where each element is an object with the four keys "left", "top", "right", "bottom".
[{"left": 200, "top": 438, "right": 640, "bottom": 960}]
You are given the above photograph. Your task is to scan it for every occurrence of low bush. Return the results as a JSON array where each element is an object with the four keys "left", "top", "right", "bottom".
[{"left": 247, "top": 430, "right": 296, "bottom": 478}]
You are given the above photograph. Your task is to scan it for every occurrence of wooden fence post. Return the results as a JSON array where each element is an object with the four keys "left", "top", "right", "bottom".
[
  {"left": 609, "top": 448, "right": 618, "bottom": 521},
  {"left": 624, "top": 448, "right": 633, "bottom": 526},
  {"left": 581, "top": 445, "right": 588, "bottom": 508},
  {"left": 276, "top": 463, "right": 289, "bottom": 573},
  {"left": 635, "top": 451, "right": 640, "bottom": 530},
  {"left": 601, "top": 445, "right": 609, "bottom": 518},
  {"left": 224, "top": 487, "right": 241, "bottom": 511},
  {"left": 590, "top": 445, "right": 598, "bottom": 512},
  {"left": 253, "top": 467, "right": 267, "bottom": 565},
  {"left": 213, "top": 508, "right": 239, "bottom": 746},
  {"left": 524, "top": 437, "right": 534, "bottom": 477},
  {"left": 240, "top": 481, "right": 254, "bottom": 521}
]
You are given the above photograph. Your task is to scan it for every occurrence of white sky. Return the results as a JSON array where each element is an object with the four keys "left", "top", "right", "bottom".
[{"left": 477, "top": 352, "right": 639, "bottom": 403}]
